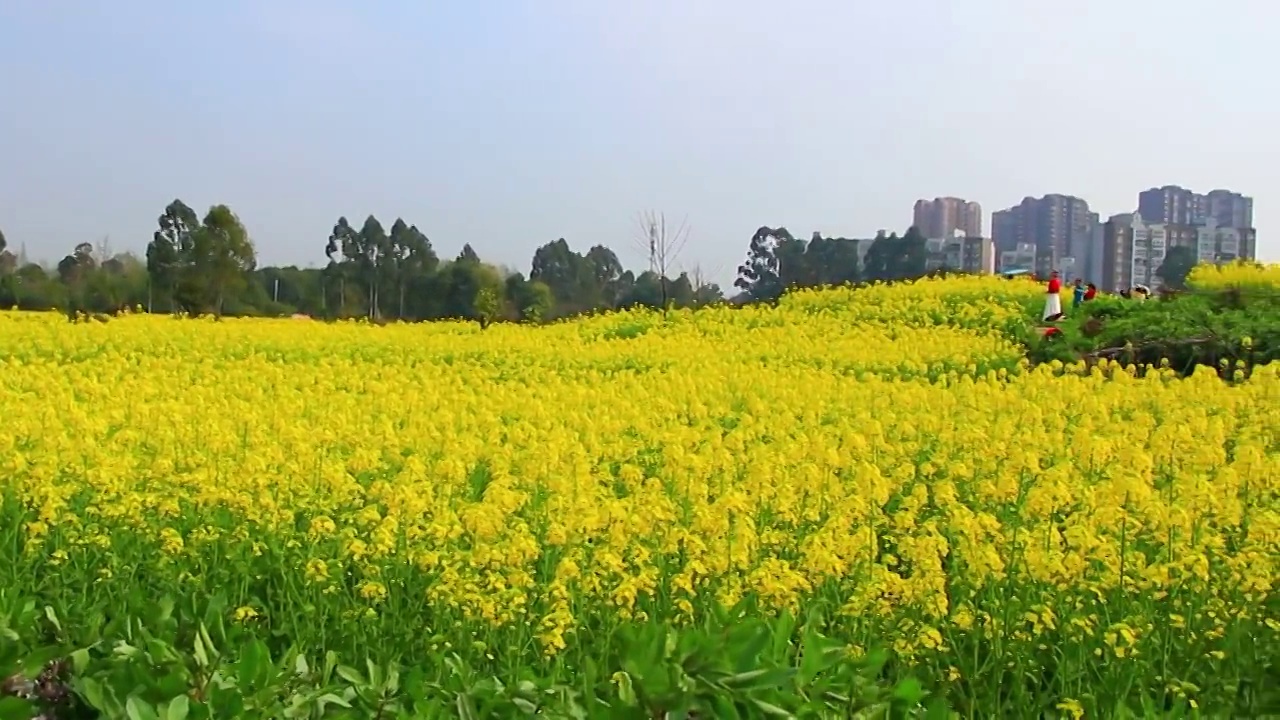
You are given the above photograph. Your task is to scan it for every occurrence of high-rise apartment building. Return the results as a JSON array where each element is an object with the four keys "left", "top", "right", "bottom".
[
  {"left": 1203, "top": 189, "right": 1253, "bottom": 228},
  {"left": 990, "top": 210, "right": 1020, "bottom": 256},
  {"left": 990, "top": 194, "right": 1097, "bottom": 277},
  {"left": 1138, "top": 186, "right": 1199, "bottom": 225},
  {"left": 1192, "top": 219, "right": 1256, "bottom": 264},
  {"left": 1082, "top": 220, "right": 1105, "bottom": 285},
  {"left": 1101, "top": 215, "right": 1134, "bottom": 293},
  {"left": 1102, "top": 214, "right": 1171, "bottom": 293},
  {"left": 913, "top": 197, "right": 983, "bottom": 239},
  {"left": 1101, "top": 213, "right": 1257, "bottom": 292},
  {"left": 1137, "top": 185, "right": 1253, "bottom": 228}
]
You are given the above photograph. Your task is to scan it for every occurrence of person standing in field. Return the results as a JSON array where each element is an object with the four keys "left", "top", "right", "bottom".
[
  {"left": 1072, "top": 278, "right": 1086, "bottom": 307},
  {"left": 1084, "top": 283, "right": 1097, "bottom": 301},
  {"left": 1043, "top": 271, "right": 1064, "bottom": 322}
]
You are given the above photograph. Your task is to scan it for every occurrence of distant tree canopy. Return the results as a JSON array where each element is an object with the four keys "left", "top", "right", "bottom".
[
  {"left": 0, "top": 203, "right": 937, "bottom": 322},
  {"left": 733, "top": 226, "right": 926, "bottom": 302},
  {"left": 1156, "top": 246, "right": 1199, "bottom": 291}
]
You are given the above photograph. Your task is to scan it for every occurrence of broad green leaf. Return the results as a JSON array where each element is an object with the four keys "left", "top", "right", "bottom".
[
  {"left": 126, "top": 695, "right": 161, "bottom": 720},
  {"left": 925, "top": 696, "right": 952, "bottom": 720},
  {"left": 43, "top": 605, "right": 62, "bottom": 633},
  {"left": 237, "top": 639, "right": 271, "bottom": 692},
  {"left": 76, "top": 675, "right": 109, "bottom": 709},
  {"left": 165, "top": 695, "right": 191, "bottom": 720},
  {"left": 335, "top": 664, "right": 366, "bottom": 686},
  {"left": 892, "top": 677, "right": 925, "bottom": 705},
  {"left": 71, "top": 647, "right": 92, "bottom": 674},
  {"left": 751, "top": 698, "right": 795, "bottom": 718},
  {"left": 0, "top": 696, "right": 35, "bottom": 720},
  {"left": 315, "top": 692, "right": 352, "bottom": 713},
  {"left": 19, "top": 645, "right": 62, "bottom": 676}
]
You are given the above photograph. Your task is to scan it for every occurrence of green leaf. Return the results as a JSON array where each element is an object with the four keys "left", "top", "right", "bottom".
[
  {"left": 19, "top": 645, "right": 62, "bottom": 676},
  {"left": 770, "top": 610, "right": 797, "bottom": 659},
  {"left": 335, "top": 664, "right": 366, "bottom": 686},
  {"left": 456, "top": 694, "right": 478, "bottom": 720},
  {"left": 43, "top": 605, "right": 62, "bottom": 633},
  {"left": 751, "top": 698, "right": 795, "bottom": 717},
  {"left": 314, "top": 692, "right": 352, "bottom": 713},
  {"left": 728, "top": 625, "right": 772, "bottom": 672},
  {"left": 384, "top": 663, "right": 400, "bottom": 695},
  {"left": 925, "top": 696, "right": 952, "bottom": 719},
  {"left": 197, "top": 624, "right": 219, "bottom": 660},
  {"left": 614, "top": 671, "right": 638, "bottom": 706},
  {"left": 192, "top": 632, "right": 209, "bottom": 668},
  {"left": 126, "top": 695, "right": 162, "bottom": 720},
  {"left": 71, "top": 647, "right": 92, "bottom": 674},
  {"left": 207, "top": 685, "right": 245, "bottom": 718},
  {"left": 892, "top": 676, "right": 926, "bottom": 705},
  {"left": 165, "top": 695, "right": 191, "bottom": 720},
  {"left": 798, "top": 628, "right": 835, "bottom": 685},
  {"left": 710, "top": 694, "right": 743, "bottom": 719},
  {"left": 156, "top": 597, "right": 176, "bottom": 627},
  {"left": 75, "top": 675, "right": 110, "bottom": 710},
  {"left": 719, "top": 667, "right": 796, "bottom": 691},
  {"left": 0, "top": 696, "right": 35, "bottom": 720},
  {"left": 237, "top": 639, "right": 270, "bottom": 692},
  {"left": 861, "top": 648, "right": 890, "bottom": 674}
]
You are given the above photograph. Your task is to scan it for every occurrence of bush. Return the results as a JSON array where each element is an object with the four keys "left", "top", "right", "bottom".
[{"left": 1026, "top": 287, "right": 1280, "bottom": 375}]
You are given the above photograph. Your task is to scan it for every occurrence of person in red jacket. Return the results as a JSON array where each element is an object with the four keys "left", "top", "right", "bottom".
[
  {"left": 1042, "top": 271, "right": 1064, "bottom": 321},
  {"left": 1084, "top": 283, "right": 1097, "bottom": 301}
]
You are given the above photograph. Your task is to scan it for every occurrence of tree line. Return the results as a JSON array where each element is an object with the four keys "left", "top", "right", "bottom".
[{"left": 0, "top": 200, "right": 937, "bottom": 322}]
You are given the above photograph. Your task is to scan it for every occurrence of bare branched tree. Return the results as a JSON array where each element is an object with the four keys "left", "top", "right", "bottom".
[
  {"left": 95, "top": 235, "right": 112, "bottom": 263},
  {"left": 632, "top": 210, "right": 690, "bottom": 312}
]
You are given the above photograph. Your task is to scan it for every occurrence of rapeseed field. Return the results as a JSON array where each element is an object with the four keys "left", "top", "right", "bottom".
[{"left": 1, "top": 272, "right": 1277, "bottom": 717}]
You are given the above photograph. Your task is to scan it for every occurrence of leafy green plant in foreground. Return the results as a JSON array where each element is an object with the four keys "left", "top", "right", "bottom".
[{"left": 1, "top": 593, "right": 940, "bottom": 719}]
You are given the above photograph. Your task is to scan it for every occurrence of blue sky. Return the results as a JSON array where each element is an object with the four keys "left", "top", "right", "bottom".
[{"left": 1, "top": 0, "right": 1275, "bottom": 286}]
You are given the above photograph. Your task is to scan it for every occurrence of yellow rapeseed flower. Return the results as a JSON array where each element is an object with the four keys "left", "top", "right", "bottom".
[{"left": 0, "top": 271, "right": 1276, "bottom": 702}]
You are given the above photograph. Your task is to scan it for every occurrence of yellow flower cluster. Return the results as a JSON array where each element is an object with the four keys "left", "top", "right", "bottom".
[
  {"left": 1188, "top": 258, "right": 1280, "bottom": 292},
  {"left": 1, "top": 273, "right": 1276, "bottom": 695}
]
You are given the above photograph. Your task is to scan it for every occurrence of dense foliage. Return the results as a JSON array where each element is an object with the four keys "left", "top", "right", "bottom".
[
  {"left": 0, "top": 204, "right": 933, "bottom": 321},
  {"left": 2, "top": 274, "right": 1278, "bottom": 718},
  {"left": 1029, "top": 262, "right": 1280, "bottom": 375}
]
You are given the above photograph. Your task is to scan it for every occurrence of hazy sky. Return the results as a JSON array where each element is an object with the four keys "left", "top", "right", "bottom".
[{"left": 1, "top": 0, "right": 1275, "bottom": 286}]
